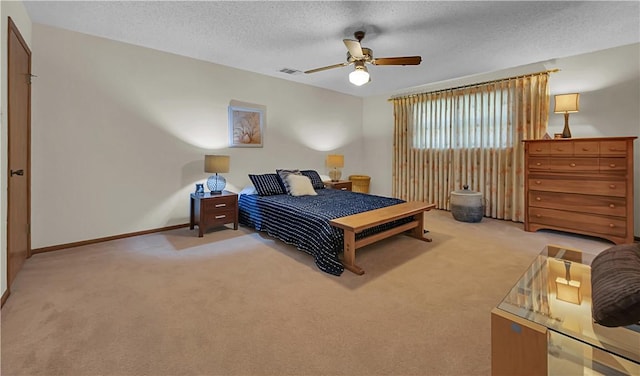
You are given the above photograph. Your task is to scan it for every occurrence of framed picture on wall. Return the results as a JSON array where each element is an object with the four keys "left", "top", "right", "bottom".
[{"left": 228, "top": 106, "right": 263, "bottom": 147}]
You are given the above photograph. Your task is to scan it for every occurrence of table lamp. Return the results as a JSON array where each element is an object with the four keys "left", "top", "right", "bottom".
[
  {"left": 327, "top": 154, "right": 344, "bottom": 182},
  {"left": 204, "top": 155, "right": 230, "bottom": 194},
  {"left": 554, "top": 93, "right": 580, "bottom": 138}
]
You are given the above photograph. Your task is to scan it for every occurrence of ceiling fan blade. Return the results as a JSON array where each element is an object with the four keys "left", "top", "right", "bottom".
[
  {"left": 304, "top": 62, "right": 351, "bottom": 74},
  {"left": 372, "top": 56, "right": 422, "bottom": 66},
  {"left": 343, "top": 39, "right": 364, "bottom": 59}
]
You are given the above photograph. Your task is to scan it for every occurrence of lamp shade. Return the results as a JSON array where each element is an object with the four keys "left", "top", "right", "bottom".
[
  {"left": 204, "top": 155, "right": 230, "bottom": 173},
  {"left": 327, "top": 154, "right": 344, "bottom": 168},
  {"left": 554, "top": 93, "right": 580, "bottom": 113}
]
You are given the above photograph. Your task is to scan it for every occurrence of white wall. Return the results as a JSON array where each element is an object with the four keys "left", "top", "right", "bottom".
[
  {"left": 1, "top": 1, "right": 31, "bottom": 299},
  {"left": 362, "top": 43, "right": 640, "bottom": 237},
  {"left": 30, "top": 24, "right": 363, "bottom": 249}
]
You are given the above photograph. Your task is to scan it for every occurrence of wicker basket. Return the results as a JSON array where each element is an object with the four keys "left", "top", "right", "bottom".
[{"left": 348, "top": 175, "right": 371, "bottom": 193}]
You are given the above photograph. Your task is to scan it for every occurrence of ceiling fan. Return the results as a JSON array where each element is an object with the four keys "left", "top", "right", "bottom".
[{"left": 304, "top": 31, "right": 422, "bottom": 86}]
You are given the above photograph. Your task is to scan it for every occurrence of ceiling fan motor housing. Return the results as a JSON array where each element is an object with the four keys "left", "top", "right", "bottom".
[{"left": 347, "top": 48, "right": 373, "bottom": 63}]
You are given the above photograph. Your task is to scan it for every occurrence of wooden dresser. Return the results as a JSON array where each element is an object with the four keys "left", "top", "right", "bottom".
[{"left": 523, "top": 137, "right": 636, "bottom": 244}]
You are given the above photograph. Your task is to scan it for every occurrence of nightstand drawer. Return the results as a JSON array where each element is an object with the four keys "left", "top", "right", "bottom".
[
  {"left": 206, "top": 208, "right": 237, "bottom": 226},
  {"left": 324, "top": 181, "right": 352, "bottom": 191},
  {"left": 202, "top": 195, "right": 236, "bottom": 211}
]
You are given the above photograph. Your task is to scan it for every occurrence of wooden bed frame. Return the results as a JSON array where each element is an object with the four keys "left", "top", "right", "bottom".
[{"left": 329, "top": 201, "right": 435, "bottom": 275}]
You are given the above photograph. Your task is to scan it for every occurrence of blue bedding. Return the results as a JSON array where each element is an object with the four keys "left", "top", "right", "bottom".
[{"left": 238, "top": 189, "right": 407, "bottom": 275}]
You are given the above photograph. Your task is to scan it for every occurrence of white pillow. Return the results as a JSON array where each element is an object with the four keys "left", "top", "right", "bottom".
[
  {"left": 286, "top": 174, "right": 318, "bottom": 196},
  {"left": 239, "top": 184, "right": 258, "bottom": 196}
]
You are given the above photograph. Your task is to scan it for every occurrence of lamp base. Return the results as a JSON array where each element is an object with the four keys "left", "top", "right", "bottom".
[
  {"left": 328, "top": 169, "right": 342, "bottom": 182},
  {"left": 207, "top": 174, "right": 226, "bottom": 194},
  {"left": 561, "top": 113, "right": 572, "bottom": 138}
]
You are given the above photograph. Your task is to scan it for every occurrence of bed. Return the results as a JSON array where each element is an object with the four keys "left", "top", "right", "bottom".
[{"left": 239, "top": 186, "right": 419, "bottom": 276}]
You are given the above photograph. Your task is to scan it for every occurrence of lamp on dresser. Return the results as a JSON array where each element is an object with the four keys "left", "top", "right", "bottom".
[
  {"left": 327, "top": 154, "right": 344, "bottom": 182},
  {"left": 554, "top": 93, "right": 580, "bottom": 138},
  {"left": 204, "top": 155, "right": 230, "bottom": 194}
]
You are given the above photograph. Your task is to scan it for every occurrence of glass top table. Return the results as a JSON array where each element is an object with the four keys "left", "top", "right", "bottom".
[{"left": 496, "top": 245, "right": 639, "bottom": 368}]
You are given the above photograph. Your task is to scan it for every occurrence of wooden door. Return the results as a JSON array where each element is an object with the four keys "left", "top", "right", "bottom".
[{"left": 7, "top": 17, "right": 31, "bottom": 289}]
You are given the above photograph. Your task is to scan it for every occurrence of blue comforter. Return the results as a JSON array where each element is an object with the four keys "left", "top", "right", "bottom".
[{"left": 238, "top": 189, "right": 406, "bottom": 275}]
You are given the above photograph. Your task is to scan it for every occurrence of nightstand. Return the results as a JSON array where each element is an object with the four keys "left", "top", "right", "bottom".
[
  {"left": 190, "top": 191, "right": 238, "bottom": 237},
  {"left": 324, "top": 180, "right": 352, "bottom": 191}
]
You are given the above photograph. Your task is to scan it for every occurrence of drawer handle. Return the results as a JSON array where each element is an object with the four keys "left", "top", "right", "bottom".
[
  {"left": 535, "top": 214, "right": 541, "bottom": 218},
  {"left": 535, "top": 162, "right": 542, "bottom": 166},
  {"left": 582, "top": 148, "right": 590, "bottom": 151},
  {"left": 609, "top": 163, "right": 616, "bottom": 168},
  {"left": 535, "top": 148, "right": 543, "bottom": 152},
  {"left": 535, "top": 197, "right": 541, "bottom": 201},
  {"left": 215, "top": 215, "right": 226, "bottom": 219},
  {"left": 609, "top": 224, "right": 615, "bottom": 228},
  {"left": 609, "top": 148, "right": 623, "bottom": 152},
  {"left": 535, "top": 180, "right": 541, "bottom": 185},
  {"left": 569, "top": 163, "right": 576, "bottom": 167},
  {"left": 556, "top": 148, "right": 564, "bottom": 151},
  {"left": 340, "top": 187, "right": 347, "bottom": 190},
  {"left": 609, "top": 184, "right": 616, "bottom": 189},
  {"left": 215, "top": 203, "right": 227, "bottom": 208},
  {"left": 609, "top": 204, "right": 615, "bottom": 208}
]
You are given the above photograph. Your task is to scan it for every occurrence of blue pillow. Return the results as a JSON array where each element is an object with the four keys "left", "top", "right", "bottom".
[
  {"left": 248, "top": 174, "right": 285, "bottom": 196},
  {"left": 301, "top": 170, "right": 325, "bottom": 189},
  {"left": 276, "top": 169, "right": 301, "bottom": 194}
]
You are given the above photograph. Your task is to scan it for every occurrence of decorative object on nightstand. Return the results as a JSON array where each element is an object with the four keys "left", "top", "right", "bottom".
[
  {"left": 194, "top": 183, "right": 204, "bottom": 195},
  {"left": 554, "top": 93, "right": 579, "bottom": 138},
  {"left": 327, "top": 154, "right": 344, "bottom": 182},
  {"left": 204, "top": 155, "right": 230, "bottom": 194}
]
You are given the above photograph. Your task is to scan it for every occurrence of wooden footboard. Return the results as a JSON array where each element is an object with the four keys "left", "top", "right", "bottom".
[{"left": 329, "top": 202, "right": 436, "bottom": 275}]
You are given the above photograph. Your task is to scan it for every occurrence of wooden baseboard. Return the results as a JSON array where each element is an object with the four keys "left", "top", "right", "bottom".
[
  {"left": 1, "top": 288, "right": 10, "bottom": 308},
  {"left": 31, "top": 223, "right": 190, "bottom": 254}
]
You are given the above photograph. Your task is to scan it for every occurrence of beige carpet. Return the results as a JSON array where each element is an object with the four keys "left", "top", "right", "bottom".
[{"left": 1, "top": 209, "right": 613, "bottom": 376}]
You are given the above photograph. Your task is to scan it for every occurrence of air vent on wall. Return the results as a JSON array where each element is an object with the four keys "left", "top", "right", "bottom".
[{"left": 279, "top": 68, "right": 303, "bottom": 75}]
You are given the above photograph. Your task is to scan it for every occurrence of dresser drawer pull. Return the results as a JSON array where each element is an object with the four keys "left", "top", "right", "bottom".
[
  {"left": 535, "top": 180, "right": 541, "bottom": 185},
  {"left": 609, "top": 163, "right": 616, "bottom": 168},
  {"left": 609, "top": 148, "right": 623, "bottom": 152},
  {"left": 609, "top": 204, "right": 615, "bottom": 208},
  {"left": 340, "top": 187, "right": 347, "bottom": 190},
  {"left": 535, "top": 214, "right": 541, "bottom": 218},
  {"left": 569, "top": 163, "right": 576, "bottom": 167},
  {"left": 582, "top": 147, "right": 590, "bottom": 151},
  {"left": 535, "top": 162, "right": 542, "bottom": 166},
  {"left": 535, "top": 197, "right": 541, "bottom": 201},
  {"left": 535, "top": 148, "right": 543, "bottom": 152},
  {"left": 609, "top": 224, "right": 615, "bottom": 228},
  {"left": 215, "top": 203, "right": 227, "bottom": 208},
  {"left": 609, "top": 184, "right": 616, "bottom": 189},
  {"left": 215, "top": 215, "right": 226, "bottom": 219}
]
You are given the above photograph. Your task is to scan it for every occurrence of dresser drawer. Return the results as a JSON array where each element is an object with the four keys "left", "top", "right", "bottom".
[
  {"left": 528, "top": 157, "right": 550, "bottom": 170},
  {"left": 599, "top": 158, "right": 627, "bottom": 173},
  {"left": 528, "top": 207, "right": 627, "bottom": 237},
  {"left": 548, "top": 143, "right": 573, "bottom": 156},
  {"left": 549, "top": 158, "right": 598, "bottom": 172},
  {"left": 600, "top": 140, "right": 628, "bottom": 156},
  {"left": 528, "top": 191, "right": 626, "bottom": 217},
  {"left": 202, "top": 195, "right": 237, "bottom": 212},
  {"left": 528, "top": 178, "right": 626, "bottom": 197},
  {"left": 573, "top": 141, "right": 599, "bottom": 156},
  {"left": 528, "top": 143, "right": 551, "bottom": 155}
]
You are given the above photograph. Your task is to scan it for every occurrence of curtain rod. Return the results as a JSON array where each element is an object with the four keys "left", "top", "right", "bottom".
[{"left": 388, "top": 68, "right": 559, "bottom": 101}]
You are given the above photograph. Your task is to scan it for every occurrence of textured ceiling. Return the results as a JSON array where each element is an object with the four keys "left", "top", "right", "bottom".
[{"left": 23, "top": 1, "right": 640, "bottom": 97}]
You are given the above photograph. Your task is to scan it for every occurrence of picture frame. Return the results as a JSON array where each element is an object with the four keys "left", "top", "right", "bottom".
[{"left": 228, "top": 106, "right": 263, "bottom": 148}]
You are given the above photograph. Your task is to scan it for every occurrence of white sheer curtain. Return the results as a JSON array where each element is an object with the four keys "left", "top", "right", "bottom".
[{"left": 392, "top": 73, "right": 549, "bottom": 222}]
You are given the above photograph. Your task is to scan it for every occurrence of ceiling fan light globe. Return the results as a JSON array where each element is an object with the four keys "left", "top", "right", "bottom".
[{"left": 349, "top": 69, "right": 370, "bottom": 86}]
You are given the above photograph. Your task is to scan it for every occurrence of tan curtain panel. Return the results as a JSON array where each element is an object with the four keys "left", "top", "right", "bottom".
[{"left": 392, "top": 73, "right": 549, "bottom": 222}]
